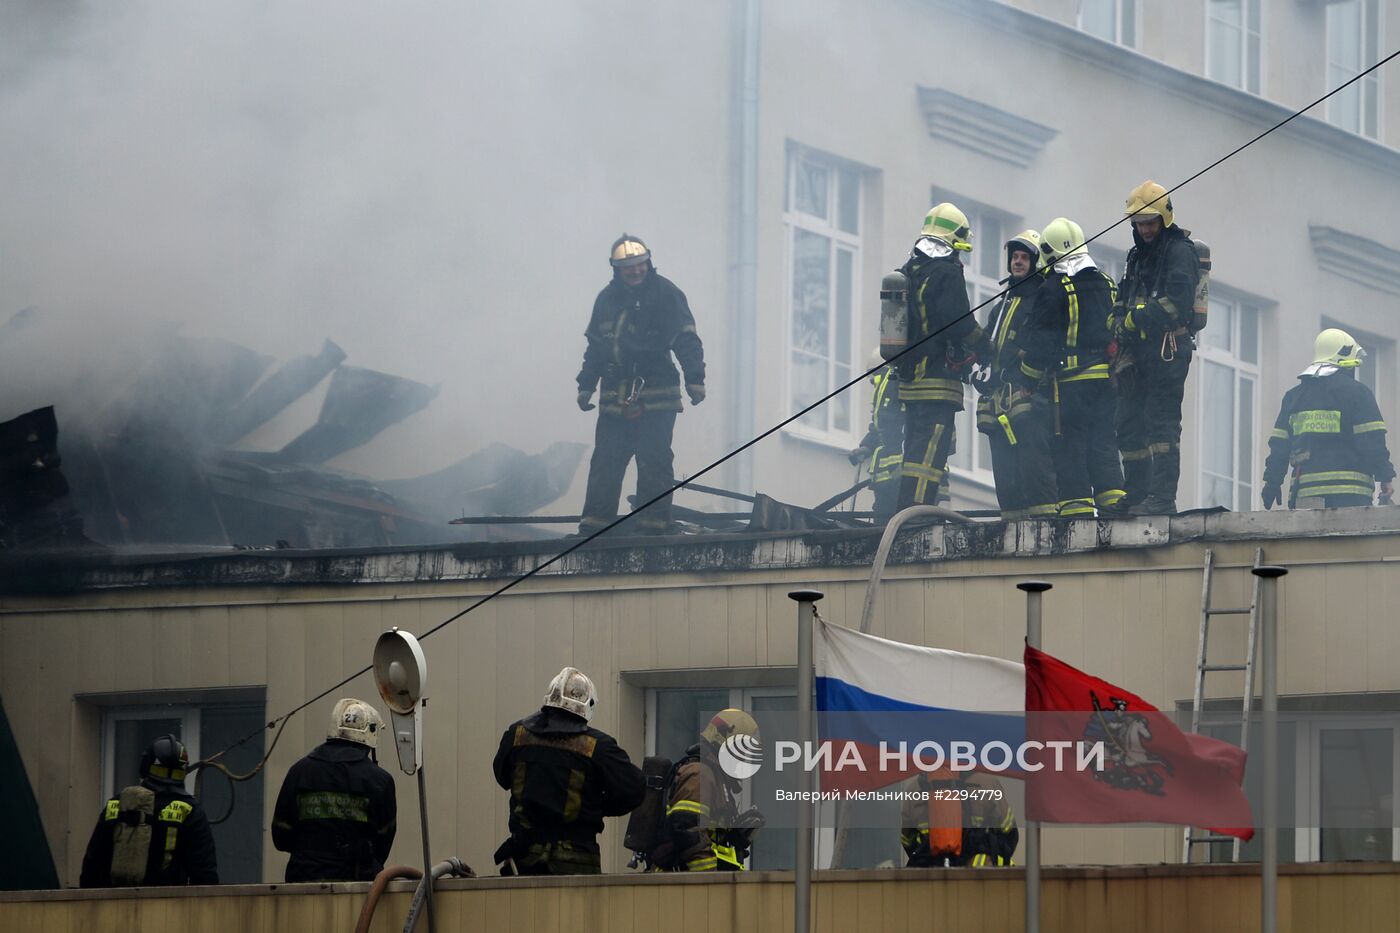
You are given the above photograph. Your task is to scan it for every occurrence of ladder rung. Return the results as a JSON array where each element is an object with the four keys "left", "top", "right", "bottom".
[
  {"left": 1206, "top": 607, "right": 1252, "bottom": 615},
  {"left": 1188, "top": 835, "right": 1237, "bottom": 845},
  {"left": 1201, "top": 663, "right": 1248, "bottom": 672}
]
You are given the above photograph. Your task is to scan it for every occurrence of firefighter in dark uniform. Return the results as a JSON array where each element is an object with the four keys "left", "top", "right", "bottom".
[
  {"left": 1112, "top": 181, "right": 1202, "bottom": 515},
  {"left": 976, "top": 230, "right": 1044, "bottom": 521},
  {"left": 272, "top": 698, "right": 397, "bottom": 882},
  {"left": 1262, "top": 328, "right": 1395, "bottom": 510},
  {"left": 576, "top": 234, "right": 705, "bottom": 535},
  {"left": 80, "top": 734, "right": 219, "bottom": 887},
  {"left": 896, "top": 203, "right": 993, "bottom": 509},
  {"left": 664, "top": 708, "right": 763, "bottom": 871},
  {"left": 493, "top": 667, "right": 646, "bottom": 875},
  {"left": 900, "top": 771, "right": 1018, "bottom": 868},
  {"left": 1014, "top": 218, "right": 1126, "bottom": 517},
  {"left": 851, "top": 351, "right": 905, "bottom": 519}
]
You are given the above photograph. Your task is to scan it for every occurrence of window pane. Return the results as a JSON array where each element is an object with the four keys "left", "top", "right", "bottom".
[
  {"left": 1320, "top": 728, "right": 1394, "bottom": 861},
  {"left": 1247, "top": 32, "right": 1260, "bottom": 94},
  {"left": 1203, "top": 361, "right": 1235, "bottom": 479},
  {"left": 794, "top": 159, "right": 829, "bottom": 219},
  {"left": 1080, "top": 0, "right": 1115, "bottom": 41},
  {"left": 976, "top": 432, "right": 993, "bottom": 475},
  {"left": 750, "top": 695, "right": 798, "bottom": 869},
  {"left": 201, "top": 704, "right": 265, "bottom": 883},
  {"left": 1237, "top": 376, "right": 1254, "bottom": 508},
  {"left": 1201, "top": 298, "right": 1234, "bottom": 353},
  {"left": 654, "top": 689, "right": 730, "bottom": 762},
  {"left": 832, "top": 363, "right": 851, "bottom": 431},
  {"left": 792, "top": 230, "right": 831, "bottom": 355},
  {"left": 792, "top": 352, "right": 826, "bottom": 429},
  {"left": 1121, "top": 0, "right": 1137, "bottom": 47},
  {"left": 837, "top": 168, "right": 860, "bottom": 234},
  {"left": 1239, "top": 304, "right": 1259, "bottom": 364},
  {"left": 950, "top": 409, "right": 972, "bottom": 470},
  {"left": 978, "top": 216, "right": 1002, "bottom": 282},
  {"left": 835, "top": 249, "right": 853, "bottom": 365},
  {"left": 114, "top": 717, "right": 183, "bottom": 795}
]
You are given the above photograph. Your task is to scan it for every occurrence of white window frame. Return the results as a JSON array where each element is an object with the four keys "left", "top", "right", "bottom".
[
  {"left": 1194, "top": 292, "right": 1262, "bottom": 512},
  {"left": 1206, "top": 0, "right": 1263, "bottom": 94},
  {"left": 1325, "top": 0, "right": 1383, "bottom": 140},
  {"left": 783, "top": 147, "right": 863, "bottom": 449},
  {"left": 101, "top": 705, "right": 201, "bottom": 800},
  {"left": 1295, "top": 715, "right": 1400, "bottom": 862},
  {"left": 1077, "top": 0, "right": 1140, "bottom": 48}
]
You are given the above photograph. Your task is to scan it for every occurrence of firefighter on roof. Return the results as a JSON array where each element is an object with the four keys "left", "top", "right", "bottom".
[
  {"left": 851, "top": 350, "right": 906, "bottom": 519},
  {"left": 664, "top": 708, "right": 764, "bottom": 871}
]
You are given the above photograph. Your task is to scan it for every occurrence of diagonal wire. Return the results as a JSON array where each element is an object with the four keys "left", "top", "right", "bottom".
[{"left": 208, "top": 47, "right": 1399, "bottom": 765}]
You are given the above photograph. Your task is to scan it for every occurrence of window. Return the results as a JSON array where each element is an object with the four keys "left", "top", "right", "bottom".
[
  {"left": 100, "top": 698, "right": 266, "bottom": 883},
  {"left": 1195, "top": 294, "right": 1261, "bottom": 511},
  {"left": 1079, "top": 0, "right": 1139, "bottom": 48},
  {"left": 1206, "top": 0, "right": 1262, "bottom": 94},
  {"left": 785, "top": 147, "right": 862, "bottom": 444},
  {"left": 1326, "top": 0, "right": 1381, "bottom": 138},
  {"left": 645, "top": 685, "right": 901, "bottom": 870},
  {"left": 933, "top": 195, "right": 1013, "bottom": 487}
]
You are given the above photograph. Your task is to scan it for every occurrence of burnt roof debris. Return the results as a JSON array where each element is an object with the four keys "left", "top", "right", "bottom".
[
  {"left": 279, "top": 365, "right": 439, "bottom": 465},
  {"left": 0, "top": 331, "right": 581, "bottom": 552}
]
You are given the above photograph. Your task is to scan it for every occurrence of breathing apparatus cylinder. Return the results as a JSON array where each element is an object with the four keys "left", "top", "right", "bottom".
[
  {"left": 879, "top": 270, "right": 909, "bottom": 362},
  {"left": 1190, "top": 239, "right": 1211, "bottom": 333}
]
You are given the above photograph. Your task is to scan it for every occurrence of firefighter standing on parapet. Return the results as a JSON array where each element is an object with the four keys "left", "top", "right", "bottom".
[
  {"left": 1262, "top": 328, "right": 1395, "bottom": 510},
  {"left": 851, "top": 351, "right": 905, "bottom": 519},
  {"left": 975, "top": 230, "right": 1044, "bottom": 520},
  {"left": 493, "top": 667, "right": 646, "bottom": 875},
  {"left": 1014, "top": 219, "right": 1125, "bottom": 517},
  {"left": 575, "top": 234, "right": 705, "bottom": 536},
  {"left": 272, "top": 698, "right": 397, "bottom": 882},
  {"left": 1111, "top": 181, "right": 1204, "bottom": 515},
  {"left": 80, "top": 734, "right": 219, "bottom": 887},
  {"left": 892, "top": 204, "right": 992, "bottom": 509}
]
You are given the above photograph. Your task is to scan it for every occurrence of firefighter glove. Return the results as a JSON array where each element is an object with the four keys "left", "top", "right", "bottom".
[
  {"left": 577, "top": 389, "right": 596, "bottom": 412},
  {"left": 1381, "top": 480, "right": 1394, "bottom": 505},
  {"left": 848, "top": 446, "right": 870, "bottom": 466},
  {"left": 1261, "top": 482, "right": 1282, "bottom": 510},
  {"left": 687, "top": 384, "right": 706, "bottom": 405}
]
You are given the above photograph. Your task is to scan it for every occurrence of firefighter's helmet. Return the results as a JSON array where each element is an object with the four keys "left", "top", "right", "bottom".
[
  {"left": 921, "top": 203, "right": 973, "bottom": 252},
  {"left": 139, "top": 734, "right": 190, "bottom": 789},
  {"left": 1124, "top": 180, "right": 1175, "bottom": 228},
  {"left": 543, "top": 666, "right": 597, "bottom": 722},
  {"left": 609, "top": 233, "right": 652, "bottom": 269},
  {"left": 701, "top": 708, "right": 761, "bottom": 748},
  {"left": 328, "top": 698, "right": 384, "bottom": 748},
  {"left": 1038, "top": 217, "right": 1088, "bottom": 263},
  {"left": 1005, "top": 229, "right": 1042, "bottom": 273},
  {"left": 1313, "top": 328, "right": 1366, "bottom": 368}
]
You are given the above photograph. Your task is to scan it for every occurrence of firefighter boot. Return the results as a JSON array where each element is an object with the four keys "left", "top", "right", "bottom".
[
  {"left": 1118, "top": 456, "right": 1150, "bottom": 510},
  {"left": 1130, "top": 445, "right": 1179, "bottom": 515}
]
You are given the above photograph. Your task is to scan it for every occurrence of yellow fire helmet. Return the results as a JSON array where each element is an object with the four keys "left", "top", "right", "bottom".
[
  {"left": 921, "top": 202, "right": 973, "bottom": 252},
  {"left": 1124, "top": 180, "right": 1174, "bottom": 228},
  {"left": 1038, "top": 217, "right": 1088, "bottom": 264},
  {"left": 610, "top": 233, "right": 652, "bottom": 268},
  {"left": 1313, "top": 328, "right": 1366, "bottom": 368},
  {"left": 1005, "top": 229, "right": 1043, "bottom": 273},
  {"left": 701, "top": 707, "right": 761, "bottom": 748}
]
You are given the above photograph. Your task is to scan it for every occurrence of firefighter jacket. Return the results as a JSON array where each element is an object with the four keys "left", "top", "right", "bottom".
[
  {"left": 80, "top": 781, "right": 219, "bottom": 887},
  {"left": 899, "top": 773, "right": 1017, "bottom": 868},
  {"left": 976, "top": 271, "right": 1041, "bottom": 435},
  {"left": 1015, "top": 260, "right": 1117, "bottom": 390},
  {"left": 858, "top": 369, "right": 904, "bottom": 485},
  {"left": 898, "top": 241, "right": 991, "bottom": 408},
  {"left": 1113, "top": 225, "right": 1199, "bottom": 341},
  {"left": 576, "top": 271, "right": 705, "bottom": 416},
  {"left": 271, "top": 739, "right": 397, "bottom": 882},
  {"left": 665, "top": 743, "right": 747, "bottom": 871},
  {"left": 1263, "top": 367, "right": 1395, "bottom": 500},
  {"left": 493, "top": 707, "right": 646, "bottom": 857}
]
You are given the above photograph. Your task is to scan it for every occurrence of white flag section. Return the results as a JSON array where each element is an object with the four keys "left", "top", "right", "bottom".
[{"left": 815, "top": 618, "right": 1024, "bottom": 714}]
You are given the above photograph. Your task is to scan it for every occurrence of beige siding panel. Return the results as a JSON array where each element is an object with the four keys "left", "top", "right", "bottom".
[
  {"left": 1365, "top": 563, "right": 1400, "bottom": 692},
  {"left": 1080, "top": 570, "right": 1124, "bottom": 686},
  {"left": 653, "top": 588, "right": 691, "bottom": 670},
  {"left": 1323, "top": 564, "right": 1369, "bottom": 691},
  {"left": 571, "top": 592, "right": 615, "bottom": 712},
  {"left": 764, "top": 584, "right": 795, "bottom": 666},
  {"left": 615, "top": 589, "right": 658, "bottom": 672},
  {"left": 107, "top": 609, "right": 158, "bottom": 691},
  {"left": 1279, "top": 570, "right": 1328, "bottom": 695},
  {"left": 881, "top": 574, "right": 923, "bottom": 649},
  {"left": 226, "top": 603, "right": 269, "bottom": 687},
  {"left": 684, "top": 587, "right": 729, "bottom": 669},
  {"left": 726, "top": 584, "right": 760, "bottom": 668}
]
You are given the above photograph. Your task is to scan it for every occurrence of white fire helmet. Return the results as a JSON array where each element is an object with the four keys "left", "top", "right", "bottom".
[
  {"left": 328, "top": 697, "right": 385, "bottom": 749},
  {"left": 543, "top": 667, "right": 598, "bottom": 722}
]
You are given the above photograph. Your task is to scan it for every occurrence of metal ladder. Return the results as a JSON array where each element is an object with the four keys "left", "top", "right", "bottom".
[{"left": 1182, "top": 546, "right": 1264, "bottom": 863}]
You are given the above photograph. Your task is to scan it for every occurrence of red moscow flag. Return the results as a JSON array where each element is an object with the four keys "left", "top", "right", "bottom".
[{"left": 1024, "top": 645, "right": 1254, "bottom": 841}]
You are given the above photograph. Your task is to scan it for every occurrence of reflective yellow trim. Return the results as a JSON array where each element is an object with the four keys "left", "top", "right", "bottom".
[
  {"left": 162, "top": 826, "right": 178, "bottom": 870},
  {"left": 1001, "top": 808, "right": 1016, "bottom": 831},
  {"left": 1355, "top": 420, "right": 1387, "bottom": 434},
  {"left": 687, "top": 856, "right": 718, "bottom": 871},
  {"left": 1269, "top": 428, "right": 1290, "bottom": 440},
  {"left": 1120, "top": 447, "right": 1151, "bottom": 462},
  {"left": 1297, "top": 484, "right": 1372, "bottom": 497},
  {"left": 1289, "top": 409, "right": 1342, "bottom": 435},
  {"left": 159, "top": 800, "right": 192, "bottom": 824},
  {"left": 1148, "top": 441, "right": 1176, "bottom": 454},
  {"left": 1058, "top": 499, "right": 1095, "bottom": 516},
  {"left": 563, "top": 768, "right": 585, "bottom": 822},
  {"left": 1028, "top": 503, "right": 1059, "bottom": 517},
  {"left": 666, "top": 800, "right": 710, "bottom": 818},
  {"left": 1299, "top": 470, "right": 1372, "bottom": 484},
  {"left": 1064, "top": 276, "right": 1079, "bottom": 351},
  {"left": 713, "top": 843, "right": 745, "bottom": 870},
  {"left": 1060, "top": 365, "right": 1110, "bottom": 383},
  {"left": 104, "top": 799, "right": 121, "bottom": 821},
  {"left": 1095, "top": 489, "right": 1126, "bottom": 507}
]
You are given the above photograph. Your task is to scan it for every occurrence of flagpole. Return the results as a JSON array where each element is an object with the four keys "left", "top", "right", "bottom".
[
  {"left": 1252, "top": 566, "right": 1286, "bottom": 933},
  {"left": 789, "top": 589, "right": 823, "bottom": 933},
  {"left": 1018, "top": 580, "right": 1051, "bottom": 933}
]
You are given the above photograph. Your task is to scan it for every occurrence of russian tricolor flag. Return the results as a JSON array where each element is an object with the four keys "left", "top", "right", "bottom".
[{"left": 815, "top": 618, "right": 1025, "bottom": 792}]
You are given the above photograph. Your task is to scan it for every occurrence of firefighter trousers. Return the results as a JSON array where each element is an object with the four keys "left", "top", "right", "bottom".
[
  {"left": 1115, "top": 343, "right": 1191, "bottom": 504},
  {"left": 1054, "top": 379, "right": 1125, "bottom": 515},
  {"left": 579, "top": 410, "right": 677, "bottom": 534},
  {"left": 898, "top": 401, "right": 957, "bottom": 509},
  {"left": 982, "top": 421, "right": 1026, "bottom": 518},
  {"left": 1008, "top": 392, "right": 1058, "bottom": 517}
]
